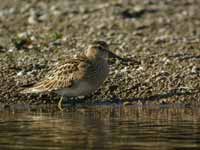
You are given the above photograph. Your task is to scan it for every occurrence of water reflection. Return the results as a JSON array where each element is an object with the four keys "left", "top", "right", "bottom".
[{"left": 0, "top": 104, "right": 200, "bottom": 150}]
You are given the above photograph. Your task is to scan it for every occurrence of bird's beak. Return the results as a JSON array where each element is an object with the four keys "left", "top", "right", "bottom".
[
  {"left": 107, "top": 50, "right": 140, "bottom": 65},
  {"left": 107, "top": 50, "right": 126, "bottom": 61}
]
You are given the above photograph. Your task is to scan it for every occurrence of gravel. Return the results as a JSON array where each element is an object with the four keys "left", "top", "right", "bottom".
[{"left": 0, "top": 0, "right": 199, "bottom": 107}]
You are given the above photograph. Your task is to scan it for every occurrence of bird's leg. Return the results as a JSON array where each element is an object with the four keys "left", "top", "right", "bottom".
[{"left": 58, "top": 96, "right": 64, "bottom": 111}]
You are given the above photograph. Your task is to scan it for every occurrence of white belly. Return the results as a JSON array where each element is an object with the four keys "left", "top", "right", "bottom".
[{"left": 55, "top": 81, "right": 99, "bottom": 97}]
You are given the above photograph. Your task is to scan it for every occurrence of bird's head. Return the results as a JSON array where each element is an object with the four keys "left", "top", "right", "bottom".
[
  {"left": 85, "top": 41, "right": 109, "bottom": 60},
  {"left": 85, "top": 40, "right": 125, "bottom": 62}
]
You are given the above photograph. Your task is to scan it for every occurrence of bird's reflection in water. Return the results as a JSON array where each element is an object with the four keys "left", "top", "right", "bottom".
[{"left": 0, "top": 104, "right": 200, "bottom": 150}]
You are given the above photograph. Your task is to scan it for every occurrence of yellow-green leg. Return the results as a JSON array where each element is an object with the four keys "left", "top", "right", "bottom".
[{"left": 58, "top": 96, "right": 64, "bottom": 111}]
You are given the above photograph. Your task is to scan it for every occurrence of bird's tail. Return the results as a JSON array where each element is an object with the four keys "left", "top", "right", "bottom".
[
  {"left": 20, "top": 87, "right": 45, "bottom": 94},
  {"left": 20, "top": 82, "right": 49, "bottom": 94}
]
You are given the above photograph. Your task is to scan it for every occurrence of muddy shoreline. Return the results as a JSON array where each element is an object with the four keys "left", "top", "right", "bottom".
[{"left": 0, "top": 0, "right": 199, "bottom": 106}]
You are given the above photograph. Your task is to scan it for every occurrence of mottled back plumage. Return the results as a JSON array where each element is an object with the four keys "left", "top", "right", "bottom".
[{"left": 21, "top": 55, "right": 92, "bottom": 94}]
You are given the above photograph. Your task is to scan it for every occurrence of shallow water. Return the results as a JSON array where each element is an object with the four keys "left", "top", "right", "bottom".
[{"left": 0, "top": 104, "right": 200, "bottom": 150}]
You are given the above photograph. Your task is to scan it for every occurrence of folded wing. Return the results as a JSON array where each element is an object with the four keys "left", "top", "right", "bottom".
[{"left": 21, "top": 57, "right": 90, "bottom": 94}]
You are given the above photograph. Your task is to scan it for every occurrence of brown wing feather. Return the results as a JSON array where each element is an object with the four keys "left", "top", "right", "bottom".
[{"left": 21, "top": 56, "right": 91, "bottom": 93}]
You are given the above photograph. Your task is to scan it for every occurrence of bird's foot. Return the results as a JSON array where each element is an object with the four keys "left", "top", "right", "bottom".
[{"left": 58, "top": 96, "right": 64, "bottom": 111}]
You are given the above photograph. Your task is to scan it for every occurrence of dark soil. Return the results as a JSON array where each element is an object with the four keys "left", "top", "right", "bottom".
[{"left": 0, "top": 0, "right": 200, "bottom": 106}]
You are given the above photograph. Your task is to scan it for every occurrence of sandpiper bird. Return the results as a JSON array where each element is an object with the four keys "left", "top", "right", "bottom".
[{"left": 21, "top": 41, "right": 126, "bottom": 110}]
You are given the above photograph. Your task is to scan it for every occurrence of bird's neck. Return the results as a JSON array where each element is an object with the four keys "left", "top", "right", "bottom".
[
  {"left": 85, "top": 53, "right": 105, "bottom": 62},
  {"left": 91, "top": 56, "right": 108, "bottom": 65}
]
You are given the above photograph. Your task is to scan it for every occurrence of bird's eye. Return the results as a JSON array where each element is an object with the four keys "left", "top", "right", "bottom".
[{"left": 99, "top": 46, "right": 106, "bottom": 51}]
